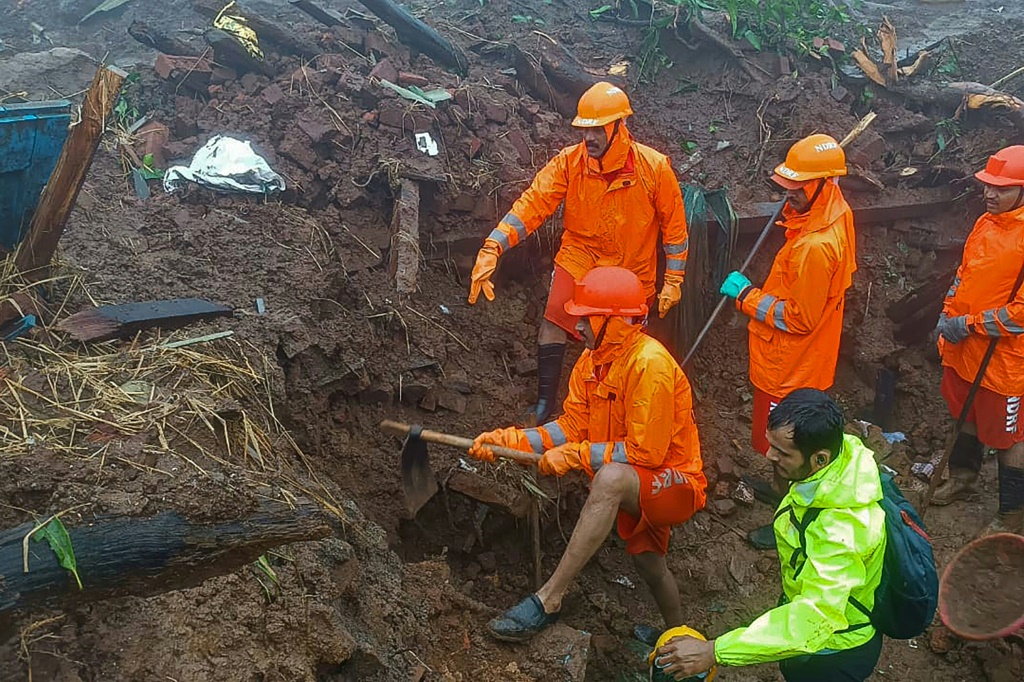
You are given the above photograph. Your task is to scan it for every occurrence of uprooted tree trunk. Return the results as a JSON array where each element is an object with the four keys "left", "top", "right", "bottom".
[
  {"left": 0, "top": 501, "right": 330, "bottom": 617},
  {"left": 883, "top": 81, "right": 1024, "bottom": 136},
  {"left": 511, "top": 40, "right": 600, "bottom": 119},
  {"left": 191, "top": 0, "right": 322, "bottom": 60}
]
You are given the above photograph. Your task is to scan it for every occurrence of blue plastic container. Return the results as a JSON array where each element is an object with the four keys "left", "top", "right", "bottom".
[{"left": 0, "top": 100, "right": 72, "bottom": 250}]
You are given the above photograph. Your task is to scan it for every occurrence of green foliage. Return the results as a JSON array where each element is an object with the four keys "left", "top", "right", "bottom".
[
  {"left": 33, "top": 516, "right": 82, "bottom": 589},
  {"left": 600, "top": 0, "right": 860, "bottom": 57}
]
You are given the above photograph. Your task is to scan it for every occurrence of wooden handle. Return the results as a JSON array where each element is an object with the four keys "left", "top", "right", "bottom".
[{"left": 380, "top": 420, "right": 541, "bottom": 465}]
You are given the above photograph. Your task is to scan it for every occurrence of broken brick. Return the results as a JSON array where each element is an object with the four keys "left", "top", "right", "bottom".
[
  {"left": 467, "top": 136, "right": 483, "bottom": 159},
  {"left": 398, "top": 71, "right": 429, "bottom": 87},
  {"left": 519, "top": 101, "right": 541, "bottom": 123},
  {"left": 297, "top": 113, "right": 335, "bottom": 144},
  {"left": 364, "top": 31, "right": 392, "bottom": 58},
  {"left": 714, "top": 454, "right": 737, "bottom": 481},
  {"left": 419, "top": 389, "right": 438, "bottom": 412},
  {"left": 712, "top": 499, "right": 737, "bottom": 517},
  {"left": 136, "top": 121, "right": 170, "bottom": 170},
  {"left": 154, "top": 54, "right": 212, "bottom": 93},
  {"left": 240, "top": 72, "right": 261, "bottom": 94},
  {"left": 483, "top": 102, "right": 507, "bottom": 124},
  {"left": 506, "top": 130, "right": 532, "bottom": 166},
  {"left": 368, "top": 57, "right": 398, "bottom": 84}
]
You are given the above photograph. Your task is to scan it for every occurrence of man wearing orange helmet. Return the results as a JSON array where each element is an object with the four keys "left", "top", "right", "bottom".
[
  {"left": 466, "top": 82, "right": 689, "bottom": 425},
  {"left": 931, "top": 145, "right": 1024, "bottom": 535},
  {"left": 467, "top": 266, "right": 706, "bottom": 641},
  {"left": 719, "top": 134, "right": 857, "bottom": 549}
]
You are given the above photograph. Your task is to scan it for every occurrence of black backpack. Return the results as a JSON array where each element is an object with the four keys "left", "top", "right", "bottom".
[{"left": 787, "top": 469, "right": 939, "bottom": 639}]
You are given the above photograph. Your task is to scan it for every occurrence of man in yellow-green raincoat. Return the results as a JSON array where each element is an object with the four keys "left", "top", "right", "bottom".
[{"left": 654, "top": 389, "right": 886, "bottom": 682}]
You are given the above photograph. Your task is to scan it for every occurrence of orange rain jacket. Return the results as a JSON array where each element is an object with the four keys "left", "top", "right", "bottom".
[
  {"left": 485, "top": 124, "right": 689, "bottom": 299},
  {"left": 521, "top": 317, "right": 706, "bottom": 496},
  {"left": 737, "top": 180, "right": 857, "bottom": 396},
  {"left": 940, "top": 205, "right": 1024, "bottom": 396}
]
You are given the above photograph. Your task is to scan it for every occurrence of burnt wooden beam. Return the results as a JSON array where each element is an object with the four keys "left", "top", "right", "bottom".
[
  {"left": 353, "top": 0, "right": 468, "bottom": 74},
  {"left": 289, "top": 0, "right": 345, "bottom": 27},
  {"left": 511, "top": 41, "right": 600, "bottom": 119},
  {"left": 57, "top": 298, "right": 234, "bottom": 342},
  {"left": 204, "top": 28, "right": 275, "bottom": 76},
  {"left": 128, "top": 20, "right": 200, "bottom": 57},
  {"left": 1, "top": 501, "right": 330, "bottom": 616},
  {"left": 192, "top": 0, "right": 322, "bottom": 60},
  {"left": 15, "top": 65, "right": 126, "bottom": 280}
]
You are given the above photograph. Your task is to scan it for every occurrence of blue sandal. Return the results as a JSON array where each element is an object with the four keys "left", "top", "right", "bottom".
[{"left": 488, "top": 594, "right": 560, "bottom": 642}]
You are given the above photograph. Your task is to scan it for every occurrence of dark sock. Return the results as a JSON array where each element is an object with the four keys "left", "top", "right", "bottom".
[
  {"left": 949, "top": 432, "right": 984, "bottom": 473},
  {"left": 998, "top": 460, "right": 1024, "bottom": 513}
]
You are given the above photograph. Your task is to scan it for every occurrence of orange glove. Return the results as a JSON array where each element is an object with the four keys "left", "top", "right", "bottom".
[
  {"left": 469, "top": 426, "right": 529, "bottom": 462},
  {"left": 658, "top": 275, "right": 683, "bottom": 318},
  {"left": 468, "top": 240, "right": 501, "bottom": 304},
  {"left": 538, "top": 443, "right": 585, "bottom": 477}
]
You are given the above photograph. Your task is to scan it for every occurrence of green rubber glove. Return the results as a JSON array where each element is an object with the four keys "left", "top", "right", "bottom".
[{"left": 720, "top": 271, "right": 752, "bottom": 299}]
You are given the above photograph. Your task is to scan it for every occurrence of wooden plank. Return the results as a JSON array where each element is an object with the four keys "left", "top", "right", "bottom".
[
  {"left": 1, "top": 501, "right": 330, "bottom": 615},
  {"left": 388, "top": 178, "right": 420, "bottom": 296},
  {"left": 14, "top": 65, "right": 127, "bottom": 280},
  {"left": 57, "top": 298, "right": 234, "bottom": 342},
  {"left": 737, "top": 192, "right": 955, "bottom": 234},
  {"left": 128, "top": 19, "right": 200, "bottom": 57}
]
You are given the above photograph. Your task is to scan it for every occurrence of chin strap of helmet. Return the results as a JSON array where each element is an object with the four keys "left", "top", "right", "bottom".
[
  {"left": 593, "top": 316, "right": 612, "bottom": 350},
  {"left": 793, "top": 178, "right": 828, "bottom": 215}
]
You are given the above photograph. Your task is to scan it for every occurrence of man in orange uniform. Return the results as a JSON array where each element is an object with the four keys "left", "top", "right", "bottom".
[
  {"left": 466, "top": 82, "right": 689, "bottom": 424},
  {"left": 719, "top": 134, "right": 856, "bottom": 549},
  {"left": 931, "top": 146, "right": 1024, "bottom": 535},
  {"left": 468, "top": 267, "right": 706, "bottom": 641}
]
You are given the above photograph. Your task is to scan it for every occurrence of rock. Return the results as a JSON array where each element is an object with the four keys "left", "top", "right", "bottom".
[
  {"left": 262, "top": 83, "right": 285, "bottom": 105},
  {"left": 477, "top": 551, "right": 497, "bottom": 573},
  {"left": 929, "top": 625, "right": 954, "bottom": 654},
  {"left": 712, "top": 499, "right": 736, "bottom": 517},
  {"left": 846, "top": 129, "right": 887, "bottom": 168},
  {"left": 359, "top": 385, "right": 392, "bottom": 406},
  {"left": 419, "top": 389, "right": 438, "bottom": 412},
  {"left": 369, "top": 57, "right": 398, "bottom": 84},
  {"left": 715, "top": 454, "right": 738, "bottom": 481},
  {"left": 528, "top": 623, "right": 590, "bottom": 682},
  {"left": 0, "top": 47, "right": 97, "bottom": 101},
  {"left": 519, "top": 101, "right": 541, "bottom": 123},
  {"left": 712, "top": 480, "right": 731, "bottom": 500},
  {"left": 400, "top": 382, "right": 430, "bottom": 406},
  {"left": 398, "top": 71, "right": 429, "bottom": 87},
  {"left": 732, "top": 481, "right": 755, "bottom": 506},
  {"left": 239, "top": 72, "right": 261, "bottom": 94},
  {"left": 515, "top": 357, "right": 538, "bottom": 377},
  {"left": 437, "top": 392, "right": 467, "bottom": 414},
  {"left": 297, "top": 111, "right": 335, "bottom": 144}
]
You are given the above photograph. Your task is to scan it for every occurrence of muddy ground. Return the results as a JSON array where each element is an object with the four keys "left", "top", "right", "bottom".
[{"left": 1, "top": 0, "right": 1024, "bottom": 680}]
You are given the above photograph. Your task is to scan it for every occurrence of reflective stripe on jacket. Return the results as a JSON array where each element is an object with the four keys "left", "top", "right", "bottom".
[
  {"left": 714, "top": 435, "right": 886, "bottom": 666},
  {"left": 940, "top": 205, "right": 1024, "bottom": 395},
  {"left": 523, "top": 318, "right": 705, "bottom": 495},
  {"left": 740, "top": 180, "right": 856, "bottom": 395},
  {"left": 485, "top": 124, "right": 688, "bottom": 299}
]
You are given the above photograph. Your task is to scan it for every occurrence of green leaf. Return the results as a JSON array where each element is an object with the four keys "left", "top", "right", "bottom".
[
  {"left": 588, "top": 4, "right": 614, "bottom": 18},
  {"left": 33, "top": 517, "right": 82, "bottom": 589},
  {"left": 511, "top": 14, "right": 532, "bottom": 23},
  {"left": 743, "top": 29, "right": 762, "bottom": 51},
  {"left": 255, "top": 554, "right": 279, "bottom": 584}
]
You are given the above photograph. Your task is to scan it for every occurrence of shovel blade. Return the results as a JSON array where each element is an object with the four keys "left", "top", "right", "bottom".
[{"left": 400, "top": 433, "right": 438, "bottom": 517}]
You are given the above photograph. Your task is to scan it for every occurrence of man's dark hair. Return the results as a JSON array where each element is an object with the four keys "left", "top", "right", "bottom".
[{"left": 768, "top": 388, "right": 845, "bottom": 461}]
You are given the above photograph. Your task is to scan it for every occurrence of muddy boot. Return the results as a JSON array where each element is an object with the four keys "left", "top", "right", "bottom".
[
  {"left": 982, "top": 460, "right": 1024, "bottom": 537},
  {"left": 979, "top": 509, "right": 1024, "bottom": 538},
  {"left": 931, "top": 467, "right": 980, "bottom": 506},
  {"left": 523, "top": 343, "right": 565, "bottom": 427}
]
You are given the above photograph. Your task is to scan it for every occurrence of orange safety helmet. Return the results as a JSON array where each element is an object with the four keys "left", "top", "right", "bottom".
[
  {"left": 572, "top": 82, "right": 633, "bottom": 128},
  {"left": 772, "top": 133, "right": 847, "bottom": 189},
  {"left": 564, "top": 266, "right": 648, "bottom": 317},
  {"left": 974, "top": 146, "right": 1024, "bottom": 187}
]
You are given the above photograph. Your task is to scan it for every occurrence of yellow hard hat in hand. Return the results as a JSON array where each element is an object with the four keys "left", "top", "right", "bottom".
[{"left": 648, "top": 626, "right": 718, "bottom": 682}]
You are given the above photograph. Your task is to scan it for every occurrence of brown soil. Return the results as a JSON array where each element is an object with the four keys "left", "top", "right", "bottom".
[
  {"left": 944, "top": 537, "right": 1024, "bottom": 638},
  {"left": 1, "top": 0, "right": 1024, "bottom": 681}
]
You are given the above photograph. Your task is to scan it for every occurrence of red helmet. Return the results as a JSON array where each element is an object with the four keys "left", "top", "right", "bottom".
[
  {"left": 564, "top": 266, "right": 648, "bottom": 317},
  {"left": 975, "top": 146, "right": 1024, "bottom": 187}
]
